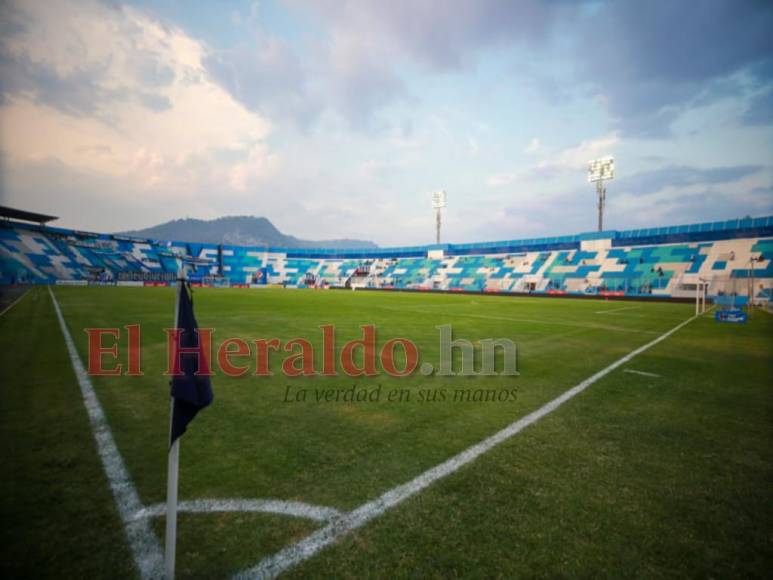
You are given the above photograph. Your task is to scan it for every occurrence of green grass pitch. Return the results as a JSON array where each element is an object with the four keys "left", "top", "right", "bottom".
[{"left": 1, "top": 286, "right": 771, "bottom": 578}]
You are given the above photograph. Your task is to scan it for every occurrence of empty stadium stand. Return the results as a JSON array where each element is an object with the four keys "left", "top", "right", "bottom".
[{"left": 2, "top": 214, "right": 772, "bottom": 303}]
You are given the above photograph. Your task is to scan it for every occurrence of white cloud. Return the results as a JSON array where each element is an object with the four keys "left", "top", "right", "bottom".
[
  {"left": 0, "top": 0, "right": 275, "bottom": 202},
  {"left": 486, "top": 173, "right": 517, "bottom": 187},
  {"left": 524, "top": 137, "right": 540, "bottom": 153},
  {"left": 487, "top": 134, "right": 617, "bottom": 188},
  {"left": 543, "top": 134, "right": 618, "bottom": 171}
]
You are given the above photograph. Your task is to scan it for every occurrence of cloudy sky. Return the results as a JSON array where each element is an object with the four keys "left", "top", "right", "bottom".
[{"left": 1, "top": 0, "right": 771, "bottom": 246}]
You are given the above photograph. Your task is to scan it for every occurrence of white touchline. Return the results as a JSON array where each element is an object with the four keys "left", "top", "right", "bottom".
[
  {"left": 0, "top": 286, "right": 32, "bottom": 317},
  {"left": 135, "top": 499, "right": 342, "bottom": 523},
  {"left": 624, "top": 369, "right": 662, "bottom": 378},
  {"left": 234, "top": 312, "right": 700, "bottom": 580},
  {"left": 50, "top": 286, "right": 348, "bottom": 578},
  {"left": 49, "top": 287, "right": 165, "bottom": 579}
]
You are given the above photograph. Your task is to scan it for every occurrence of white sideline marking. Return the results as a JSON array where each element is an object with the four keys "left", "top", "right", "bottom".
[
  {"left": 135, "top": 499, "right": 342, "bottom": 523},
  {"left": 48, "top": 287, "right": 165, "bottom": 578},
  {"left": 236, "top": 313, "right": 699, "bottom": 580},
  {"left": 595, "top": 306, "right": 639, "bottom": 315},
  {"left": 624, "top": 369, "right": 661, "bottom": 378},
  {"left": 0, "top": 286, "right": 32, "bottom": 317}
]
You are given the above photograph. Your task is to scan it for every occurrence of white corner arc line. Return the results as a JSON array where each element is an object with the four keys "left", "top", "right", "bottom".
[
  {"left": 0, "top": 286, "right": 32, "bottom": 317},
  {"left": 48, "top": 287, "right": 164, "bottom": 578},
  {"left": 236, "top": 313, "right": 700, "bottom": 580},
  {"left": 623, "top": 369, "right": 662, "bottom": 378},
  {"left": 134, "top": 499, "right": 342, "bottom": 523}
]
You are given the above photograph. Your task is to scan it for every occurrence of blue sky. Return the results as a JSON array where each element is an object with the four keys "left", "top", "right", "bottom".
[{"left": 1, "top": 0, "right": 771, "bottom": 246}]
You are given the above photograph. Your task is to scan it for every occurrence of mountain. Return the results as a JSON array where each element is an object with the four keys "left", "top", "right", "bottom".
[{"left": 118, "top": 216, "right": 378, "bottom": 249}]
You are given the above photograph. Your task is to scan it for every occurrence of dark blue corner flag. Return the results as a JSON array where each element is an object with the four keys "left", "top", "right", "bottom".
[{"left": 170, "top": 282, "right": 213, "bottom": 445}]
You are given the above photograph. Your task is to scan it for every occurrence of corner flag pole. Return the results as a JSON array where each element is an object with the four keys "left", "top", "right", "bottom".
[{"left": 165, "top": 267, "right": 184, "bottom": 579}]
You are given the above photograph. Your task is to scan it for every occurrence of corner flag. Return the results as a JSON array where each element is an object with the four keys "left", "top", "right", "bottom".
[
  {"left": 170, "top": 281, "right": 213, "bottom": 444},
  {"left": 166, "top": 278, "right": 213, "bottom": 578}
]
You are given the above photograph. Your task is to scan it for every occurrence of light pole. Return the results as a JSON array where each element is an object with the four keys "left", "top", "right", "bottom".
[
  {"left": 432, "top": 191, "right": 447, "bottom": 244},
  {"left": 588, "top": 157, "right": 615, "bottom": 232}
]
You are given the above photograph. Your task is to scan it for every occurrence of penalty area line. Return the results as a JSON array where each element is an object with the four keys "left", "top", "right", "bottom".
[
  {"left": 595, "top": 305, "right": 640, "bottom": 315},
  {"left": 48, "top": 287, "right": 164, "bottom": 578},
  {"left": 624, "top": 369, "right": 662, "bottom": 378},
  {"left": 236, "top": 313, "right": 700, "bottom": 580}
]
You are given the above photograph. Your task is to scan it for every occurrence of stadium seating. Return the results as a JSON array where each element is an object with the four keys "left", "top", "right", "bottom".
[{"left": 1, "top": 216, "right": 772, "bottom": 302}]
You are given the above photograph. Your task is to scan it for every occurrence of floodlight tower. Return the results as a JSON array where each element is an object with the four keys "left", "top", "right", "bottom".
[
  {"left": 588, "top": 157, "right": 615, "bottom": 231},
  {"left": 432, "top": 190, "right": 447, "bottom": 244}
]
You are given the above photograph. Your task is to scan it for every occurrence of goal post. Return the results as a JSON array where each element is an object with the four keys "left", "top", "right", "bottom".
[{"left": 695, "top": 278, "right": 708, "bottom": 315}]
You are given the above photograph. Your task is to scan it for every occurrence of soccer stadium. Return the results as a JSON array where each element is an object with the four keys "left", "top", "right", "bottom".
[
  {"left": 1, "top": 2, "right": 772, "bottom": 579},
  {"left": 2, "top": 205, "right": 772, "bottom": 578}
]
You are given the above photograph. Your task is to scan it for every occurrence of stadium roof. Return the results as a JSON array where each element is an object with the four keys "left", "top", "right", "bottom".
[{"left": 0, "top": 205, "right": 58, "bottom": 224}]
